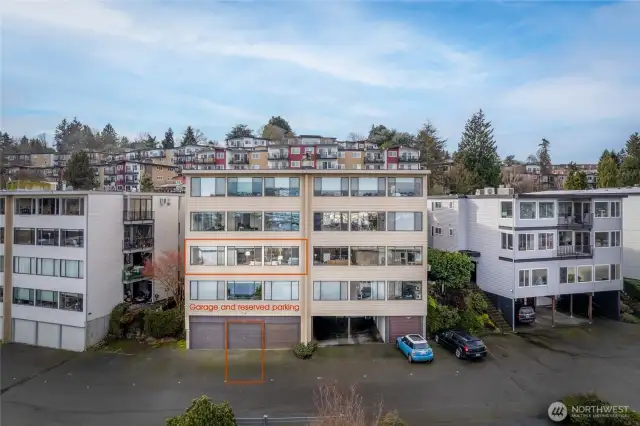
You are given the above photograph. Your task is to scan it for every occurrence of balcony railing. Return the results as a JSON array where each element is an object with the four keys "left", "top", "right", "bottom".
[
  {"left": 556, "top": 245, "right": 593, "bottom": 258},
  {"left": 399, "top": 154, "right": 421, "bottom": 163},
  {"left": 122, "top": 266, "right": 145, "bottom": 282},
  {"left": 230, "top": 157, "right": 249, "bottom": 164},
  {"left": 123, "top": 210, "right": 154, "bottom": 221},
  {"left": 192, "top": 157, "right": 217, "bottom": 164},
  {"left": 364, "top": 155, "right": 384, "bottom": 163},
  {"left": 317, "top": 152, "right": 338, "bottom": 159},
  {"left": 123, "top": 237, "right": 154, "bottom": 251},
  {"left": 558, "top": 213, "right": 593, "bottom": 228},
  {"left": 268, "top": 153, "right": 288, "bottom": 160}
]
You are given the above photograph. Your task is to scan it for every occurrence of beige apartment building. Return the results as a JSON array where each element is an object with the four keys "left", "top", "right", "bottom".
[{"left": 184, "top": 169, "right": 429, "bottom": 350}]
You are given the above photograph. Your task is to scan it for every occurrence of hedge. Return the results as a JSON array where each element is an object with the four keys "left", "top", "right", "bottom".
[
  {"left": 623, "top": 278, "right": 640, "bottom": 301},
  {"left": 144, "top": 307, "right": 184, "bottom": 339},
  {"left": 166, "top": 396, "right": 236, "bottom": 426},
  {"left": 561, "top": 393, "right": 640, "bottom": 426}
]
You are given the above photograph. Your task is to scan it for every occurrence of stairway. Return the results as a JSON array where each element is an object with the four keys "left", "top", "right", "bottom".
[{"left": 468, "top": 282, "right": 512, "bottom": 334}]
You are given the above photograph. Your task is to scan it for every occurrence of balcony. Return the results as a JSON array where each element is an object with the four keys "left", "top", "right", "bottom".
[
  {"left": 556, "top": 245, "right": 593, "bottom": 258},
  {"left": 230, "top": 156, "right": 249, "bottom": 164},
  {"left": 317, "top": 163, "right": 339, "bottom": 170},
  {"left": 364, "top": 155, "right": 384, "bottom": 163},
  {"left": 123, "top": 237, "right": 154, "bottom": 252},
  {"left": 268, "top": 163, "right": 290, "bottom": 170},
  {"left": 399, "top": 154, "right": 421, "bottom": 163},
  {"left": 317, "top": 152, "right": 338, "bottom": 159},
  {"left": 124, "top": 169, "right": 139, "bottom": 174},
  {"left": 123, "top": 210, "right": 154, "bottom": 222},
  {"left": 557, "top": 213, "right": 593, "bottom": 228},
  {"left": 122, "top": 266, "right": 145, "bottom": 283},
  {"left": 268, "top": 153, "right": 288, "bottom": 160}
]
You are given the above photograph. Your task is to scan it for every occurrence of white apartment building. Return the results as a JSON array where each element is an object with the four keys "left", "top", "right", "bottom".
[
  {"left": 428, "top": 188, "right": 625, "bottom": 328},
  {"left": 184, "top": 169, "right": 429, "bottom": 350},
  {"left": 621, "top": 188, "right": 640, "bottom": 280},
  {"left": 0, "top": 191, "right": 183, "bottom": 351}
]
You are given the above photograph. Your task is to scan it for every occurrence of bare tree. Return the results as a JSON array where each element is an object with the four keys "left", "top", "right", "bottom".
[
  {"left": 347, "top": 132, "right": 366, "bottom": 142},
  {"left": 143, "top": 250, "right": 184, "bottom": 311},
  {"left": 501, "top": 170, "right": 535, "bottom": 193},
  {"left": 314, "top": 383, "right": 384, "bottom": 426}
]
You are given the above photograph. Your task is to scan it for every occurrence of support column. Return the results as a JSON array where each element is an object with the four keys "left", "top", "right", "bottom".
[
  {"left": 3, "top": 195, "right": 14, "bottom": 342},
  {"left": 300, "top": 174, "right": 312, "bottom": 343},
  {"left": 588, "top": 294, "right": 593, "bottom": 323},
  {"left": 569, "top": 294, "right": 574, "bottom": 318},
  {"left": 347, "top": 317, "right": 352, "bottom": 342},
  {"left": 551, "top": 295, "right": 556, "bottom": 327}
]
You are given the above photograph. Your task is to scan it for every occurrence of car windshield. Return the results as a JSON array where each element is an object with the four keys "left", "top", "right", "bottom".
[{"left": 413, "top": 343, "right": 429, "bottom": 349}]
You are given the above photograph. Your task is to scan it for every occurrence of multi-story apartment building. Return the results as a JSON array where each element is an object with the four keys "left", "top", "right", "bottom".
[
  {"left": 621, "top": 188, "right": 640, "bottom": 280},
  {"left": 0, "top": 191, "right": 183, "bottom": 351},
  {"left": 184, "top": 168, "right": 429, "bottom": 350},
  {"left": 100, "top": 161, "right": 178, "bottom": 192},
  {"left": 428, "top": 188, "right": 625, "bottom": 328}
]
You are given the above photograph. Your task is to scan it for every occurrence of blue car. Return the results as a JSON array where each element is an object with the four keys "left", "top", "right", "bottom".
[{"left": 396, "top": 334, "right": 434, "bottom": 363}]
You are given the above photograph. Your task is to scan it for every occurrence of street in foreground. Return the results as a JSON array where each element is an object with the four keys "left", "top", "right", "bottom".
[{"left": 2, "top": 321, "right": 639, "bottom": 426}]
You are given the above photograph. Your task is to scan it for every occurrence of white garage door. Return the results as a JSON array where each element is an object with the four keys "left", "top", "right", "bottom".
[
  {"left": 37, "top": 323, "right": 61, "bottom": 349},
  {"left": 61, "top": 326, "right": 86, "bottom": 352},
  {"left": 14, "top": 319, "right": 37, "bottom": 345}
]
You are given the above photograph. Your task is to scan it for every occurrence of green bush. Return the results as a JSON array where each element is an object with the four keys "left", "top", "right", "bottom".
[
  {"left": 379, "top": 410, "right": 408, "bottom": 426},
  {"left": 307, "top": 340, "right": 319, "bottom": 353},
  {"left": 427, "top": 296, "right": 461, "bottom": 334},
  {"left": 466, "top": 291, "right": 488, "bottom": 313},
  {"left": 144, "top": 307, "right": 184, "bottom": 339},
  {"left": 620, "top": 313, "right": 640, "bottom": 324},
  {"left": 624, "top": 279, "right": 640, "bottom": 301},
  {"left": 561, "top": 393, "right": 640, "bottom": 426},
  {"left": 108, "top": 302, "right": 131, "bottom": 338},
  {"left": 620, "top": 303, "right": 633, "bottom": 314},
  {"left": 458, "top": 309, "right": 485, "bottom": 335},
  {"left": 166, "top": 396, "right": 236, "bottom": 426},
  {"left": 293, "top": 342, "right": 314, "bottom": 359}
]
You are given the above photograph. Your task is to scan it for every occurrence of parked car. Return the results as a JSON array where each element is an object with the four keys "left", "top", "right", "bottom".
[
  {"left": 517, "top": 306, "right": 536, "bottom": 324},
  {"left": 433, "top": 329, "right": 487, "bottom": 360},
  {"left": 396, "top": 334, "right": 434, "bottom": 363}
]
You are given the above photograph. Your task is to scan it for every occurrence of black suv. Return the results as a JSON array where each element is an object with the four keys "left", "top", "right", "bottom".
[{"left": 433, "top": 329, "right": 487, "bottom": 360}]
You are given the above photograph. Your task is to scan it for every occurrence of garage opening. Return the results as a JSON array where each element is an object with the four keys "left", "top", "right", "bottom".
[{"left": 312, "top": 316, "right": 383, "bottom": 346}]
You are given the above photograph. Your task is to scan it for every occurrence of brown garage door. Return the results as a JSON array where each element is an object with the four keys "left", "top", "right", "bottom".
[
  {"left": 387, "top": 316, "right": 423, "bottom": 342},
  {"left": 190, "top": 319, "right": 224, "bottom": 349},
  {"left": 189, "top": 316, "right": 300, "bottom": 350},
  {"left": 228, "top": 322, "right": 263, "bottom": 349},
  {"left": 265, "top": 322, "right": 300, "bottom": 349}
]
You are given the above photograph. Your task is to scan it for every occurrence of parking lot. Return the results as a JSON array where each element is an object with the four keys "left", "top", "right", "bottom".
[{"left": 2, "top": 320, "right": 639, "bottom": 425}]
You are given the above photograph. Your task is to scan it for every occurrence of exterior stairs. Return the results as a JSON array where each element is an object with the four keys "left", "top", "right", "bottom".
[{"left": 467, "top": 282, "right": 512, "bottom": 334}]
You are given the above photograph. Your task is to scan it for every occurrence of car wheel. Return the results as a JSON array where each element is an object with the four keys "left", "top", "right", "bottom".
[
  {"left": 396, "top": 341, "right": 399, "bottom": 349},
  {"left": 455, "top": 348, "right": 462, "bottom": 359},
  {"left": 408, "top": 355, "right": 412, "bottom": 363},
  {"left": 434, "top": 335, "right": 439, "bottom": 344}
]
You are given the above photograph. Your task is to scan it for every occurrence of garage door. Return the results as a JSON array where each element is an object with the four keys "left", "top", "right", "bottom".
[
  {"left": 37, "top": 323, "right": 61, "bottom": 349},
  {"left": 387, "top": 316, "right": 423, "bottom": 342},
  {"left": 13, "top": 319, "right": 37, "bottom": 345},
  {"left": 265, "top": 320, "right": 300, "bottom": 349},
  {"left": 190, "top": 320, "right": 224, "bottom": 349},
  {"left": 61, "top": 326, "right": 86, "bottom": 351},
  {"left": 228, "top": 322, "right": 262, "bottom": 349},
  {"left": 189, "top": 316, "right": 300, "bottom": 350}
]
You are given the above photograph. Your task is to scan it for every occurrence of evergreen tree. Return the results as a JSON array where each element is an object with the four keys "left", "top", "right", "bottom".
[
  {"left": 417, "top": 121, "right": 448, "bottom": 190},
  {"left": 225, "top": 124, "right": 254, "bottom": 140},
  {"left": 162, "top": 128, "right": 175, "bottom": 149},
  {"left": 267, "top": 116, "right": 293, "bottom": 135},
  {"left": 620, "top": 132, "right": 640, "bottom": 186},
  {"left": 457, "top": 109, "right": 502, "bottom": 189},
  {"left": 536, "top": 138, "right": 552, "bottom": 175},
  {"left": 182, "top": 126, "right": 198, "bottom": 146},
  {"left": 63, "top": 151, "right": 97, "bottom": 190},
  {"left": 261, "top": 124, "right": 286, "bottom": 140},
  {"left": 368, "top": 124, "right": 396, "bottom": 147},
  {"left": 596, "top": 150, "right": 620, "bottom": 188},
  {"left": 564, "top": 162, "right": 588, "bottom": 190},
  {"left": 54, "top": 118, "right": 70, "bottom": 152},
  {"left": 144, "top": 135, "right": 157, "bottom": 149},
  {"left": 140, "top": 173, "right": 154, "bottom": 192},
  {"left": 503, "top": 155, "right": 518, "bottom": 166},
  {"left": 100, "top": 123, "right": 119, "bottom": 149}
]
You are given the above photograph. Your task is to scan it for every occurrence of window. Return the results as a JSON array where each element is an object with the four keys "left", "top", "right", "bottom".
[
  {"left": 518, "top": 270, "right": 530, "bottom": 287},
  {"left": 264, "top": 177, "right": 300, "bottom": 196},
  {"left": 38, "top": 198, "right": 59, "bottom": 215},
  {"left": 577, "top": 266, "right": 592, "bottom": 282},
  {"left": 449, "top": 228, "right": 455, "bottom": 237},
  {"left": 538, "top": 233, "right": 554, "bottom": 250},
  {"left": 538, "top": 202, "right": 555, "bottom": 219},
  {"left": 594, "top": 232, "right": 609, "bottom": 247},
  {"left": 60, "top": 260, "right": 84, "bottom": 278},
  {"left": 350, "top": 281, "right": 385, "bottom": 300},
  {"left": 0, "top": 197, "right": 4, "bottom": 214},
  {"left": 313, "top": 247, "right": 349, "bottom": 265},
  {"left": 227, "top": 247, "right": 262, "bottom": 266},
  {"left": 13, "top": 287, "right": 34, "bottom": 305},
  {"left": 432, "top": 201, "right": 442, "bottom": 209},
  {"left": 387, "top": 281, "right": 422, "bottom": 300},
  {"left": 388, "top": 177, "right": 422, "bottom": 197},
  {"left": 15, "top": 198, "right": 35, "bottom": 215},
  {"left": 610, "top": 231, "right": 621, "bottom": 247},
  {"left": 37, "top": 258, "right": 58, "bottom": 276},
  {"left": 191, "top": 246, "right": 225, "bottom": 265},
  {"left": 595, "top": 265, "right": 610, "bottom": 281},
  {"left": 0, "top": 286, "right": 2, "bottom": 302},
  {"left": 518, "top": 234, "right": 534, "bottom": 251},
  {"left": 313, "top": 281, "right": 348, "bottom": 301},
  {"left": 314, "top": 177, "right": 349, "bottom": 196},
  {"left": 227, "top": 177, "right": 263, "bottom": 196},
  {"left": 264, "top": 281, "right": 299, "bottom": 301},
  {"left": 387, "top": 247, "right": 423, "bottom": 266},
  {"left": 252, "top": 153, "right": 260, "bottom": 160},
  {"left": 501, "top": 233, "right": 513, "bottom": 250},
  {"left": 228, "top": 212, "right": 262, "bottom": 231},
  {"left": 594, "top": 202, "right": 609, "bottom": 218},
  {"left": 313, "top": 212, "right": 349, "bottom": 231},
  {"left": 560, "top": 266, "right": 576, "bottom": 284},
  {"left": 531, "top": 269, "right": 548, "bottom": 286},
  {"left": 350, "top": 212, "right": 385, "bottom": 231},
  {"left": 350, "top": 177, "right": 385, "bottom": 196},
  {"left": 191, "top": 212, "right": 225, "bottom": 231},
  {"left": 191, "top": 177, "right": 226, "bottom": 197},
  {"left": 388, "top": 151, "right": 397, "bottom": 157},
  {"left": 37, "top": 229, "right": 59, "bottom": 246},
  {"left": 387, "top": 212, "right": 423, "bottom": 231},
  {"left": 350, "top": 247, "right": 385, "bottom": 266},
  {"left": 610, "top": 264, "right": 621, "bottom": 280},
  {"left": 264, "top": 212, "right": 300, "bottom": 231},
  {"left": 434, "top": 227, "right": 442, "bottom": 235},
  {"left": 60, "top": 292, "right": 83, "bottom": 311},
  {"left": 449, "top": 201, "right": 454, "bottom": 209},
  {"left": 0, "top": 255, "right": 3, "bottom": 272},
  {"left": 61, "top": 229, "right": 84, "bottom": 247},
  {"left": 36, "top": 290, "right": 59, "bottom": 308},
  {"left": 227, "top": 281, "right": 262, "bottom": 300},
  {"left": 189, "top": 281, "right": 225, "bottom": 300},
  {"left": 291, "top": 147, "right": 300, "bottom": 154},
  {"left": 14, "top": 228, "right": 35, "bottom": 245},
  {"left": 264, "top": 247, "right": 300, "bottom": 266},
  {"left": 290, "top": 161, "right": 300, "bottom": 167},
  {"left": 0, "top": 227, "right": 3, "bottom": 244},
  {"left": 13, "top": 256, "right": 36, "bottom": 274},
  {"left": 610, "top": 201, "right": 621, "bottom": 218},
  {"left": 501, "top": 201, "right": 513, "bottom": 218},
  {"left": 62, "top": 198, "right": 84, "bottom": 215},
  {"left": 519, "top": 202, "right": 536, "bottom": 219}
]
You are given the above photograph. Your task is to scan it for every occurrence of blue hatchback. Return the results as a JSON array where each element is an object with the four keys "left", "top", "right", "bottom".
[{"left": 396, "top": 334, "right": 434, "bottom": 363}]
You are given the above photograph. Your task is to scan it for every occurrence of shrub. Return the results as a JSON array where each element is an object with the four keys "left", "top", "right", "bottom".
[
  {"left": 144, "top": 307, "right": 184, "bottom": 339},
  {"left": 624, "top": 279, "right": 640, "bottom": 301},
  {"left": 427, "top": 296, "right": 461, "bottom": 334},
  {"left": 379, "top": 410, "right": 408, "bottom": 426},
  {"left": 108, "top": 302, "right": 131, "bottom": 338},
  {"left": 561, "top": 393, "right": 640, "bottom": 426},
  {"left": 458, "top": 309, "right": 485, "bottom": 335},
  {"left": 620, "top": 303, "right": 633, "bottom": 314},
  {"left": 293, "top": 342, "right": 314, "bottom": 359},
  {"left": 307, "top": 340, "right": 319, "bottom": 353},
  {"left": 466, "top": 291, "right": 488, "bottom": 313},
  {"left": 166, "top": 396, "right": 236, "bottom": 426},
  {"left": 620, "top": 313, "right": 640, "bottom": 324}
]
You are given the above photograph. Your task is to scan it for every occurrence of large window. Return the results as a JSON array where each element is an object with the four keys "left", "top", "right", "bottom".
[
  {"left": 531, "top": 269, "right": 548, "bottom": 286},
  {"left": 387, "top": 212, "right": 423, "bottom": 231},
  {"left": 387, "top": 247, "right": 423, "bottom": 266},
  {"left": 595, "top": 264, "right": 610, "bottom": 281},
  {"left": 313, "top": 281, "right": 348, "bottom": 301},
  {"left": 519, "top": 202, "right": 536, "bottom": 219},
  {"left": 264, "top": 247, "right": 300, "bottom": 266},
  {"left": 577, "top": 265, "right": 592, "bottom": 282},
  {"left": 228, "top": 212, "right": 262, "bottom": 231},
  {"left": 13, "top": 256, "right": 36, "bottom": 274},
  {"left": 314, "top": 177, "right": 349, "bottom": 196},
  {"left": 15, "top": 198, "right": 35, "bottom": 215},
  {"left": 227, "top": 246, "right": 262, "bottom": 266},
  {"left": 501, "top": 233, "right": 513, "bottom": 250},
  {"left": 60, "top": 292, "right": 83, "bottom": 311},
  {"left": 501, "top": 201, "right": 513, "bottom": 218},
  {"left": 313, "top": 212, "right": 349, "bottom": 231},
  {"left": 37, "top": 229, "right": 59, "bottom": 246},
  {"left": 265, "top": 177, "right": 300, "bottom": 196},
  {"left": 191, "top": 246, "right": 225, "bottom": 266},
  {"left": 14, "top": 228, "right": 35, "bottom": 245},
  {"left": 350, "top": 247, "right": 385, "bottom": 266},
  {"left": 264, "top": 212, "right": 300, "bottom": 231},
  {"left": 518, "top": 234, "right": 534, "bottom": 251},
  {"left": 538, "top": 202, "right": 555, "bottom": 219},
  {"left": 62, "top": 199, "right": 84, "bottom": 215},
  {"left": 37, "top": 258, "right": 58, "bottom": 276},
  {"left": 36, "top": 290, "right": 59, "bottom": 308},
  {"left": 560, "top": 266, "right": 576, "bottom": 284},
  {"left": 190, "top": 280, "right": 225, "bottom": 300},
  {"left": 61, "top": 230, "right": 84, "bottom": 247},
  {"left": 191, "top": 212, "right": 225, "bottom": 231},
  {"left": 350, "top": 281, "right": 385, "bottom": 300},
  {"left": 388, "top": 177, "right": 422, "bottom": 197},
  {"left": 350, "top": 212, "right": 385, "bottom": 231},
  {"left": 191, "top": 177, "right": 226, "bottom": 197},
  {"left": 350, "top": 177, "right": 386, "bottom": 196},
  {"left": 264, "top": 281, "right": 299, "bottom": 301},
  {"left": 387, "top": 281, "right": 422, "bottom": 300},
  {"left": 60, "top": 260, "right": 84, "bottom": 278},
  {"left": 594, "top": 232, "right": 609, "bottom": 247},
  {"left": 538, "top": 233, "right": 554, "bottom": 250},
  {"left": 313, "top": 247, "right": 349, "bottom": 265},
  {"left": 38, "top": 198, "right": 60, "bottom": 215},
  {"left": 227, "top": 281, "right": 262, "bottom": 300},
  {"left": 594, "top": 202, "right": 609, "bottom": 218},
  {"left": 13, "top": 287, "right": 34, "bottom": 305},
  {"left": 227, "top": 177, "right": 263, "bottom": 196}
]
